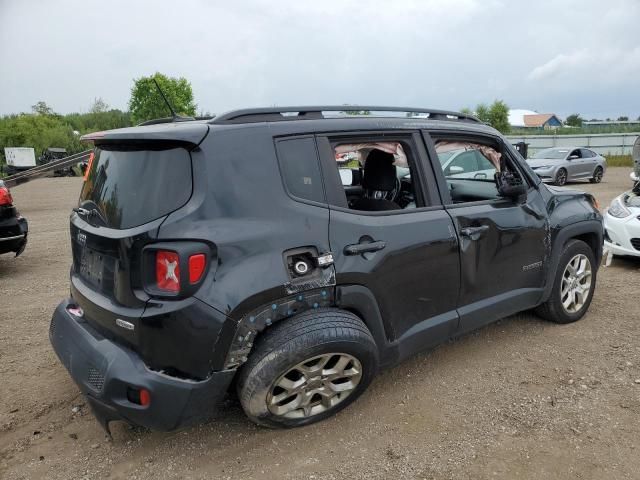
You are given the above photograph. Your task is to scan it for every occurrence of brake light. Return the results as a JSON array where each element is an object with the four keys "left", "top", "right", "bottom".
[
  {"left": 189, "top": 254, "right": 206, "bottom": 283},
  {"left": 0, "top": 187, "right": 12, "bottom": 206},
  {"left": 156, "top": 251, "right": 180, "bottom": 292}
]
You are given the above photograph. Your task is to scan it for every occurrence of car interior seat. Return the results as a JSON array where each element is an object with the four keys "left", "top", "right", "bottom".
[{"left": 352, "top": 149, "right": 400, "bottom": 211}]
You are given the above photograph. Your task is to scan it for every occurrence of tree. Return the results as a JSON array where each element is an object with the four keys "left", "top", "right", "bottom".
[
  {"left": 565, "top": 114, "right": 583, "bottom": 127},
  {"left": 617, "top": 116, "right": 629, "bottom": 121},
  {"left": 459, "top": 101, "right": 509, "bottom": 133},
  {"left": 0, "top": 113, "right": 82, "bottom": 161},
  {"left": 128, "top": 72, "right": 197, "bottom": 124},
  {"left": 89, "top": 97, "right": 109, "bottom": 114},
  {"left": 487, "top": 100, "right": 510, "bottom": 134},
  {"left": 31, "top": 101, "right": 55, "bottom": 116},
  {"left": 475, "top": 103, "right": 490, "bottom": 123}
]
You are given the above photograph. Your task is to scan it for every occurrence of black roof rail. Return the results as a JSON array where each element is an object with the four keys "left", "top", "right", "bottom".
[
  {"left": 210, "top": 106, "right": 481, "bottom": 125},
  {"left": 137, "top": 115, "right": 214, "bottom": 127}
]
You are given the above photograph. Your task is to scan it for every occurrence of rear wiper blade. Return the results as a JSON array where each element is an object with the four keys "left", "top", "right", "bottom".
[
  {"left": 72, "top": 206, "right": 107, "bottom": 227},
  {"left": 72, "top": 207, "right": 91, "bottom": 216}
]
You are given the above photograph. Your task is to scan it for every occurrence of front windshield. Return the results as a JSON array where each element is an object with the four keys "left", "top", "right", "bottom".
[{"left": 533, "top": 148, "right": 569, "bottom": 160}]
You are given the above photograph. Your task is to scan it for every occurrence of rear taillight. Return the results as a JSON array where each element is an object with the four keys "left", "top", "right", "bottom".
[
  {"left": 152, "top": 248, "right": 209, "bottom": 295},
  {"left": 156, "top": 250, "right": 180, "bottom": 292},
  {"left": 189, "top": 254, "right": 206, "bottom": 284},
  {"left": 0, "top": 187, "right": 13, "bottom": 206}
]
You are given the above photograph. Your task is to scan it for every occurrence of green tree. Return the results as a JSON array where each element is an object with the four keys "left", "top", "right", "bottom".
[
  {"left": 487, "top": 100, "right": 510, "bottom": 134},
  {"left": 475, "top": 103, "right": 490, "bottom": 123},
  {"left": 565, "top": 114, "right": 583, "bottom": 127},
  {"left": 617, "top": 116, "right": 629, "bottom": 121},
  {"left": 0, "top": 114, "right": 83, "bottom": 163},
  {"left": 128, "top": 72, "right": 197, "bottom": 124},
  {"left": 461, "top": 101, "right": 509, "bottom": 133},
  {"left": 31, "top": 101, "right": 55, "bottom": 116}
]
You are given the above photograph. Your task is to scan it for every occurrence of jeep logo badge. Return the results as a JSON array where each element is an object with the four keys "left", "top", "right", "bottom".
[{"left": 116, "top": 318, "right": 135, "bottom": 331}]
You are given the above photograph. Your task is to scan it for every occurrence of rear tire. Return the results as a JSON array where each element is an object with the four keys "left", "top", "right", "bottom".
[
  {"left": 589, "top": 166, "right": 603, "bottom": 183},
  {"left": 535, "top": 239, "right": 596, "bottom": 324},
  {"left": 554, "top": 168, "right": 567, "bottom": 186},
  {"left": 236, "top": 308, "right": 378, "bottom": 428}
]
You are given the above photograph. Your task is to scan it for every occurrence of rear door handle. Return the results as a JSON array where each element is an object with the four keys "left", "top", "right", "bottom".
[
  {"left": 460, "top": 225, "right": 489, "bottom": 241},
  {"left": 344, "top": 240, "right": 386, "bottom": 255}
]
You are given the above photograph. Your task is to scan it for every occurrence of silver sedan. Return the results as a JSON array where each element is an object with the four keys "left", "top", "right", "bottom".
[{"left": 527, "top": 147, "right": 607, "bottom": 186}]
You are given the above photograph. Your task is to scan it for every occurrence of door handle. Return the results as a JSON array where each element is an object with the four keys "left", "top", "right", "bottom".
[
  {"left": 460, "top": 225, "right": 489, "bottom": 241},
  {"left": 344, "top": 240, "right": 386, "bottom": 256}
]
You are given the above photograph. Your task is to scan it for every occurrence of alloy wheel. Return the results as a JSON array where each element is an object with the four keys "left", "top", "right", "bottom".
[
  {"left": 556, "top": 169, "right": 567, "bottom": 186},
  {"left": 267, "top": 353, "right": 363, "bottom": 419},
  {"left": 593, "top": 168, "right": 603, "bottom": 183},
  {"left": 560, "top": 254, "right": 592, "bottom": 313}
]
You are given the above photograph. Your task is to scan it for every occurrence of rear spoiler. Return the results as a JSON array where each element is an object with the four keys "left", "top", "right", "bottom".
[{"left": 81, "top": 122, "right": 210, "bottom": 149}]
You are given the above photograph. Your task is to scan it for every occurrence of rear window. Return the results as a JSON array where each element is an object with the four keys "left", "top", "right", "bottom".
[{"left": 79, "top": 147, "right": 192, "bottom": 229}]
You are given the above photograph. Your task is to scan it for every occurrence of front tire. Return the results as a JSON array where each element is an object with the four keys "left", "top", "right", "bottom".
[
  {"left": 554, "top": 168, "right": 568, "bottom": 186},
  {"left": 535, "top": 239, "right": 596, "bottom": 324},
  {"left": 589, "top": 166, "right": 603, "bottom": 183},
  {"left": 236, "top": 308, "right": 378, "bottom": 428}
]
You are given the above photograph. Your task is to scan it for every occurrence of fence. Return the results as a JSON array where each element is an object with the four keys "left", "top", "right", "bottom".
[{"left": 505, "top": 133, "right": 639, "bottom": 156}]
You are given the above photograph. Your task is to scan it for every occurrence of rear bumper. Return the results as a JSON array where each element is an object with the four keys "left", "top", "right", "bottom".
[
  {"left": 49, "top": 299, "right": 236, "bottom": 432},
  {"left": 0, "top": 216, "right": 28, "bottom": 256}
]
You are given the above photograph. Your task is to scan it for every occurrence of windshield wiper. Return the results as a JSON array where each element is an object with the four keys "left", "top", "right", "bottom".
[{"left": 72, "top": 206, "right": 108, "bottom": 227}]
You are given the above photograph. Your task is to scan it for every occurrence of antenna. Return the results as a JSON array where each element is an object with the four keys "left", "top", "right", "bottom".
[{"left": 152, "top": 78, "right": 179, "bottom": 119}]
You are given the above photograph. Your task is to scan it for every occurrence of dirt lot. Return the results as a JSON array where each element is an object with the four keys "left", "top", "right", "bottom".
[{"left": 1, "top": 168, "right": 639, "bottom": 480}]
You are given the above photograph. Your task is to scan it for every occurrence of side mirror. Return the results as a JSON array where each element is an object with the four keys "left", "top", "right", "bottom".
[
  {"left": 567, "top": 154, "right": 579, "bottom": 160},
  {"left": 449, "top": 165, "right": 464, "bottom": 174},
  {"left": 497, "top": 171, "right": 527, "bottom": 201}
]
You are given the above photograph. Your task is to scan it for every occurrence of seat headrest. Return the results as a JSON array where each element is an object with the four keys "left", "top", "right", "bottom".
[{"left": 363, "top": 149, "right": 397, "bottom": 191}]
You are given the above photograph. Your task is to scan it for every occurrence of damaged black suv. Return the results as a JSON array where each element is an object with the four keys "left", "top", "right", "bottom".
[{"left": 50, "top": 106, "right": 603, "bottom": 433}]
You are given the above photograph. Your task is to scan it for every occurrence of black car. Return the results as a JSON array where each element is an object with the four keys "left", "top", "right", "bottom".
[
  {"left": 0, "top": 180, "right": 28, "bottom": 257},
  {"left": 49, "top": 106, "right": 603, "bottom": 433}
]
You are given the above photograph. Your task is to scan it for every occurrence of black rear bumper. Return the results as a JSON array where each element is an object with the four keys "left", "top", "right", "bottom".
[
  {"left": 0, "top": 215, "right": 28, "bottom": 256},
  {"left": 49, "top": 299, "right": 236, "bottom": 432}
]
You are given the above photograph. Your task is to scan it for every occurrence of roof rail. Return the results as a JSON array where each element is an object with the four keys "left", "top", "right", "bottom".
[
  {"left": 210, "top": 106, "right": 480, "bottom": 125},
  {"left": 137, "top": 115, "right": 214, "bottom": 127}
]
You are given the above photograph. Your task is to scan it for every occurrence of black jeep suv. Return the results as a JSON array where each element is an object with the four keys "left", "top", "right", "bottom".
[{"left": 49, "top": 106, "right": 602, "bottom": 433}]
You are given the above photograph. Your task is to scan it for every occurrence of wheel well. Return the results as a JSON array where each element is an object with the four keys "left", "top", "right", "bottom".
[{"left": 569, "top": 232, "right": 600, "bottom": 263}]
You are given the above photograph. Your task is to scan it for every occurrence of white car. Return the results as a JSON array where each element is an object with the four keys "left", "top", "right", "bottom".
[{"left": 604, "top": 187, "right": 640, "bottom": 258}]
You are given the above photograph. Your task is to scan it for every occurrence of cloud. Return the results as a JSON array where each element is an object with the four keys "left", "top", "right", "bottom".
[
  {"left": 0, "top": 0, "right": 638, "bottom": 118},
  {"left": 528, "top": 47, "right": 640, "bottom": 85}
]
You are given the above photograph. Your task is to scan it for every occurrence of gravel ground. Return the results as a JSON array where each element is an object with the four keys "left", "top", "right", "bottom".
[{"left": 1, "top": 168, "right": 639, "bottom": 480}]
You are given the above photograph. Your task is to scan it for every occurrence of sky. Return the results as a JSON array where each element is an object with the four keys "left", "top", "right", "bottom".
[{"left": 1, "top": 0, "right": 639, "bottom": 119}]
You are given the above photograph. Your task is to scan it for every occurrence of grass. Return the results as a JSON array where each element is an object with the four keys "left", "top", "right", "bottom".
[{"left": 605, "top": 154, "right": 633, "bottom": 167}]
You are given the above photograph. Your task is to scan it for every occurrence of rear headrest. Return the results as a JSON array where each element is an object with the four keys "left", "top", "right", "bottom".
[{"left": 363, "top": 149, "right": 397, "bottom": 191}]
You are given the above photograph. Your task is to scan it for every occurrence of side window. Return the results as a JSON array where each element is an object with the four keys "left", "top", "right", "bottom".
[
  {"left": 570, "top": 149, "right": 582, "bottom": 158},
  {"left": 446, "top": 151, "right": 478, "bottom": 175},
  {"left": 323, "top": 137, "right": 424, "bottom": 212},
  {"left": 276, "top": 137, "right": 325, "bottom": 203},
  {"left": 580, "top": 148, "right": 594, "bottom": 158},
  {"left": 432, "top": 137, "right": 523, "bottom": 204},
  {"left": 476, "top": 151, "right": 497, "bottom": 171}
]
